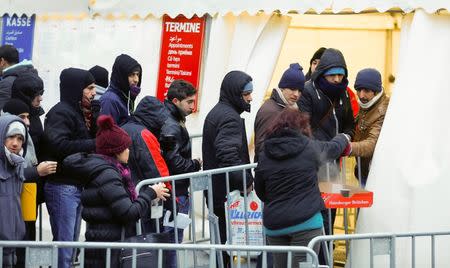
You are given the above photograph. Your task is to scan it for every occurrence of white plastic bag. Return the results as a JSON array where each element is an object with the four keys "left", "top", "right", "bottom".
[{"left": 225, "top": 190, "right": 263, "bottom": 256}]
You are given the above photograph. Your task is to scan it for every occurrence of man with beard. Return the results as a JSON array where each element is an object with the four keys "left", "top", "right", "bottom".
[
  {"left": 297, "top": 48, "right": 354, "bottom": 264},
  {"left": 100, "top": 54, "right": 142, "bottom": 125},
  {"left": 254, "top": 63, "right": 305, "bottom": 161},
  {"left": 202, "top": 70, "right": 254, "bottom": 267},
  {"left": 160, "top": 79, "right": 202, "bottom": 267},
  {"left": 350, "top": 68, "right": 390, "bottom": 187},
  {"left": 40, "top": 68, "right": 96, "bottom": 268}
]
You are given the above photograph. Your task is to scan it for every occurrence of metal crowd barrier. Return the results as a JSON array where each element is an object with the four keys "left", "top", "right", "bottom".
[
  {"left": 135, "top": 163, "right": 258, "bottom": 268},
  {"left": 0, "top": 240, "right": 319, "bottom": 268},
  {"left": 307, "top": 231, "right": 450, "bottom": 268}
]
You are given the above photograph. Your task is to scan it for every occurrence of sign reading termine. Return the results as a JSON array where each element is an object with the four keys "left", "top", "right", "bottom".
[{"left": 156, "top": 15, "right": 206, "bottom": 111}]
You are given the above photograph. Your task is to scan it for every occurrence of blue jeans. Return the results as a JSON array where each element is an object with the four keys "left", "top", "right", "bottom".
[
  {"left": 44, "top": 183, "right": 82, "bottom": 268},
  {"left": 163, "top": 195, "right": 190, "bottom": 268}
]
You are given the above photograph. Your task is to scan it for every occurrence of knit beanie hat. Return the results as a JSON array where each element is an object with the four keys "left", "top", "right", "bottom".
[
  {"left": 96, "top": 115, "right": 131, "bottom": 156},
  {"left": 7, "top": 121, "right": 26, "bottom": 138},
  {"left": 278, "top": 63, "right": 305, "bottom": 91},
  {"left": 310, "top": 47, "right": 326, "bottom": 64},
  {"left": 354, "top": 68, "right": 382, "bottom": 93},
  {"left": 3, "top": 99, "right": 30, "bottom": 115},
  {"left": 89, "top": 65, "right": 109, "bottom": 88},
  {"left": 324, "top": 67, "right": 346, "bottom": 76}
]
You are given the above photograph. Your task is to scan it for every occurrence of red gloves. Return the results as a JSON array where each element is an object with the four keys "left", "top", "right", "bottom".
[{"left": 342, "top": 142, "right": 352, "bottom": 156}]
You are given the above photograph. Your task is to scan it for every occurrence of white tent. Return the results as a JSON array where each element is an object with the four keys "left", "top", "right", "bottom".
[{"left": 2, "top": 2, "right": 450, "bottom": 265}]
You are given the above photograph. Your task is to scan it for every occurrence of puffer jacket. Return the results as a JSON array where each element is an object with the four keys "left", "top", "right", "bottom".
[
  {"left": 161, "top": 100, "right": 200, "bottom": 196},
  {"left": 63, "top": 153, "right": 155, "bottom": 267},
  {"left": 255, "top": 128, "right": 348, "bottom": 231},
  {"left": 298, "top": 48, "right": 355, "bottom": 141},
  {"left": 202, "top": 71, "right": 254, "bottom": 205},
  {"left": 121, "top": 96, "right": 170, "bottom": 186},
  {"left": 40, "top": 68, "right": 96, "bottom": 186},
  {"left": 351, "top": 93, "right": 390, "bottom": 180}
]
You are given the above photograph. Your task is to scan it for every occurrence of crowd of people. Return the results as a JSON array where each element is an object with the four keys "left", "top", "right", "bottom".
[{"left": 0, "top": 44, "right": 389, "bottom": 267}]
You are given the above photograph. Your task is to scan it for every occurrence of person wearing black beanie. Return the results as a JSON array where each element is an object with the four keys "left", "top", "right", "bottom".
[
  {"left": 89, "top": 65, "right": 109, "bottom": 89},
  {"left": 305, "top": 47, "right": 326, "bottom": 81},
  {"left": 39, "top": 67, "right": 97, "bottom": 268},
  {"left": 3, "top": 98, "right": 30, "bottom": 117}
]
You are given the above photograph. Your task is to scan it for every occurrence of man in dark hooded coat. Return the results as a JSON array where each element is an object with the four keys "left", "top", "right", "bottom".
[
  {"left": 202, "top": 70, "right": 254, "bottom": 266},
  {"left": 100, "top": 54, "right": 142, "bottom": 125}
]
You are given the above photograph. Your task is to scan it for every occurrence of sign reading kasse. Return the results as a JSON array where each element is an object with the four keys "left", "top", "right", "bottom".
[{"left": 156, "top": 15, "right": 206, "bottom": 112}]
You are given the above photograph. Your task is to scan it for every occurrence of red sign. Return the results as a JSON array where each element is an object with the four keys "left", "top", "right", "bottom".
[{"left": 156, "top": 15, "right": 206, "bottom": 111}]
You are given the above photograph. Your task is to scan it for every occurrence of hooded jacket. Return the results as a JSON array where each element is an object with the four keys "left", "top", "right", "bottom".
[
  {"left": 254, "top": 89, "right": 287, "bottom": 160},
  {"left": 161, "top": 100, "right": 200, "bottom": 196},
  {"left": 0, "top": 60, "right": 37, "bottom": 109},
  {"left": 0, "top": 115, "right": 28, "bottom": 244},
  {"left": 40, "top": 68, "right": 96, "bottom": 185},
  {"left": 255, "top": 128, "right": 348, "bottom": 231},
  {"left": 202, "top": 71, "right": 254, "bottom": 204},
  {"left": 11, "top": 72, "right": 45, "bottom": 155},
  {"left": 298, "top": 48, "right": 355, "bottom": 141},
  {"left": 100, "top": 54, "right": 142, "bottom": 126},
  {"left": 63, "top": 153, "right": 155, "bottom": 267},
  {"left": 121, "top": 96, "right": 169, "bottom": 186}
]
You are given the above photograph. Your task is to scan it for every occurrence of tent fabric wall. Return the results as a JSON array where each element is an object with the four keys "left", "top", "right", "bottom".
[
  {"left": 1, "top": 0, "right": 89, "bottom": 16},
  {"left": 349, "top": 9, "right": 450, "bottom": 267},
  {"left": 33, "top": 17, "right": 163, "bottom": 116},
  {"left": 89, "top": 0, "right": 450, "bottom": 18}
]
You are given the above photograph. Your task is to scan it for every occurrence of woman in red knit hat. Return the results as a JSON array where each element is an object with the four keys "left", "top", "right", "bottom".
[{"left": 63, "top": 115, "right": 169, "bottom": 267}]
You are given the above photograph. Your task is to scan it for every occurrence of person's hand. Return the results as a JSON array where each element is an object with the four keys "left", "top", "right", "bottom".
[
  {"left": 240, "top": 184, "right": 253, "bottom": 196},
  {"left": 151, "top": 182, "right": 170, "bottom": 201},
  {"left": 37, "top": 161, "right": 57, "bottom": 177},
  {"left": 341, "top": 142, "right": 352, "bottom": 157}
]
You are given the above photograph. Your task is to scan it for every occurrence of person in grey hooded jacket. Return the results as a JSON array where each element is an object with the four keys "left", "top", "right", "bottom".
[{"left": 0, "top": 114, "right": 28, "bottom": 267}]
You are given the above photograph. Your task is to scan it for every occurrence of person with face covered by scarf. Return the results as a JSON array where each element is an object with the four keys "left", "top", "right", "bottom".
[
  {"left": 100, "top": 54, "right": 142, "bottom": 125},
  {"left": 202, "top": 70, "right": 254, "bottom": 267},
  {"left": 298, "top": 48, "right": 355, "bottom": 265},
  {"left": 0, "top": 115, "right": 28, "bottom": 267},
  {"left": 40, "top": 68, "right": 97, "bottom": 268}
]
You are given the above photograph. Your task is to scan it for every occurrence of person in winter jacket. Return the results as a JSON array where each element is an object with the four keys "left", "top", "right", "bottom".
[
  {"left": 0, "top": 115, "right": 28, "bottom": 267},
  {"left": 255, "top": 108, "right": 350, "bottom": 268},
  {"left": 63, "top": 115, "right": 169, "bottom": 267},
  {"left": 202, "top": 70, "right": 254, "bottom": 267},
  {"left": 10, "top": 72, "right": 45, "bottom": 158},
  {"left": 2, "top": 99, "right": 56, "bottom": 267},
  {"left": 0, "top": 45, "right": 38, "bottom": 109},
  {"left": 121, "top": 96, "right": 171, "bottom": 232},
  {"left": 40, "top": 68, "right": 97, "bottom": 268},
  {"left": 100, "top": 54, "right": 142, "bottom": 125},
  {"left": 350, "top": 68, "right": 390, "bottom": 187},
  {"left": 160, "top": 80, "right": 202, "bottom": 267},
  {"left": 254, "top": 63, "right": 305, "bottom": 161}
]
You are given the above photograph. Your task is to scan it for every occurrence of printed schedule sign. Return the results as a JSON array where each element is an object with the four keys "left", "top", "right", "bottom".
[
  {"left": 1, "top": 14, "right": 36, "bottom": 61},
  {"left": 156, "top": 15, "right": 206, "bottom": 111}
]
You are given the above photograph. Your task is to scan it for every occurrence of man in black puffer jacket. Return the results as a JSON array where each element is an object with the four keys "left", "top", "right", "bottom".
[
  {"left": 202, "top": 70, "right": 254, "bottom": 267},
  {"left": 40, "top": 68, "right": 97, "bottom": 268}
]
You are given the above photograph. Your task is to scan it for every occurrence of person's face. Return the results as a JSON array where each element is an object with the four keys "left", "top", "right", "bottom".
[
  {"left": 0, "top": 57, "right": 8, "bottom": 73},
  {"left": 83, "top": 83, "right": 96, "bottom": 100},
  {"left": 173, "top": 95, "right": 196, "bottom": 116},
  {"left": 18, "top": 112, "right": 30, "bottom": 127},
  {"left": 116, "top": 148, "right": 130, "bottom": 164},
  {"left": 281, "top": 88, "right": 300, "bottom": 106},
  {"left": 128, "top": 71, "right": 140, "bottom": 87},
  {"left": 356, "top": 88, "right": 377, "bottom": 103},
  {"left": 242, "top": 92, "right": 253, "bottom": 104},
  {"left": 5, "top": 134, "right": 24, "bottom": 154},
  {"left": 31, "top": 94, "right": 43, "bottom": 108},
  {"left": 311, "top": 59, "right": 320, "bottom": 74},
  {"left": 324, "top": 74, "right": 344, "bottom": 84}
]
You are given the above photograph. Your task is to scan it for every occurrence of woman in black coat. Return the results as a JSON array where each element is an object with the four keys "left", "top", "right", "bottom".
[
  {"left": 255, "top": 108, "right": 350, "bottom": 267},
  {"left": 63, "top": 115, "right": 169, "bottom": 267}
]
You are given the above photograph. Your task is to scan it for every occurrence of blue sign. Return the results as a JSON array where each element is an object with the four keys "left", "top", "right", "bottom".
[{"left": 1, "top": 14, "right": 36, "bottom": 61}]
